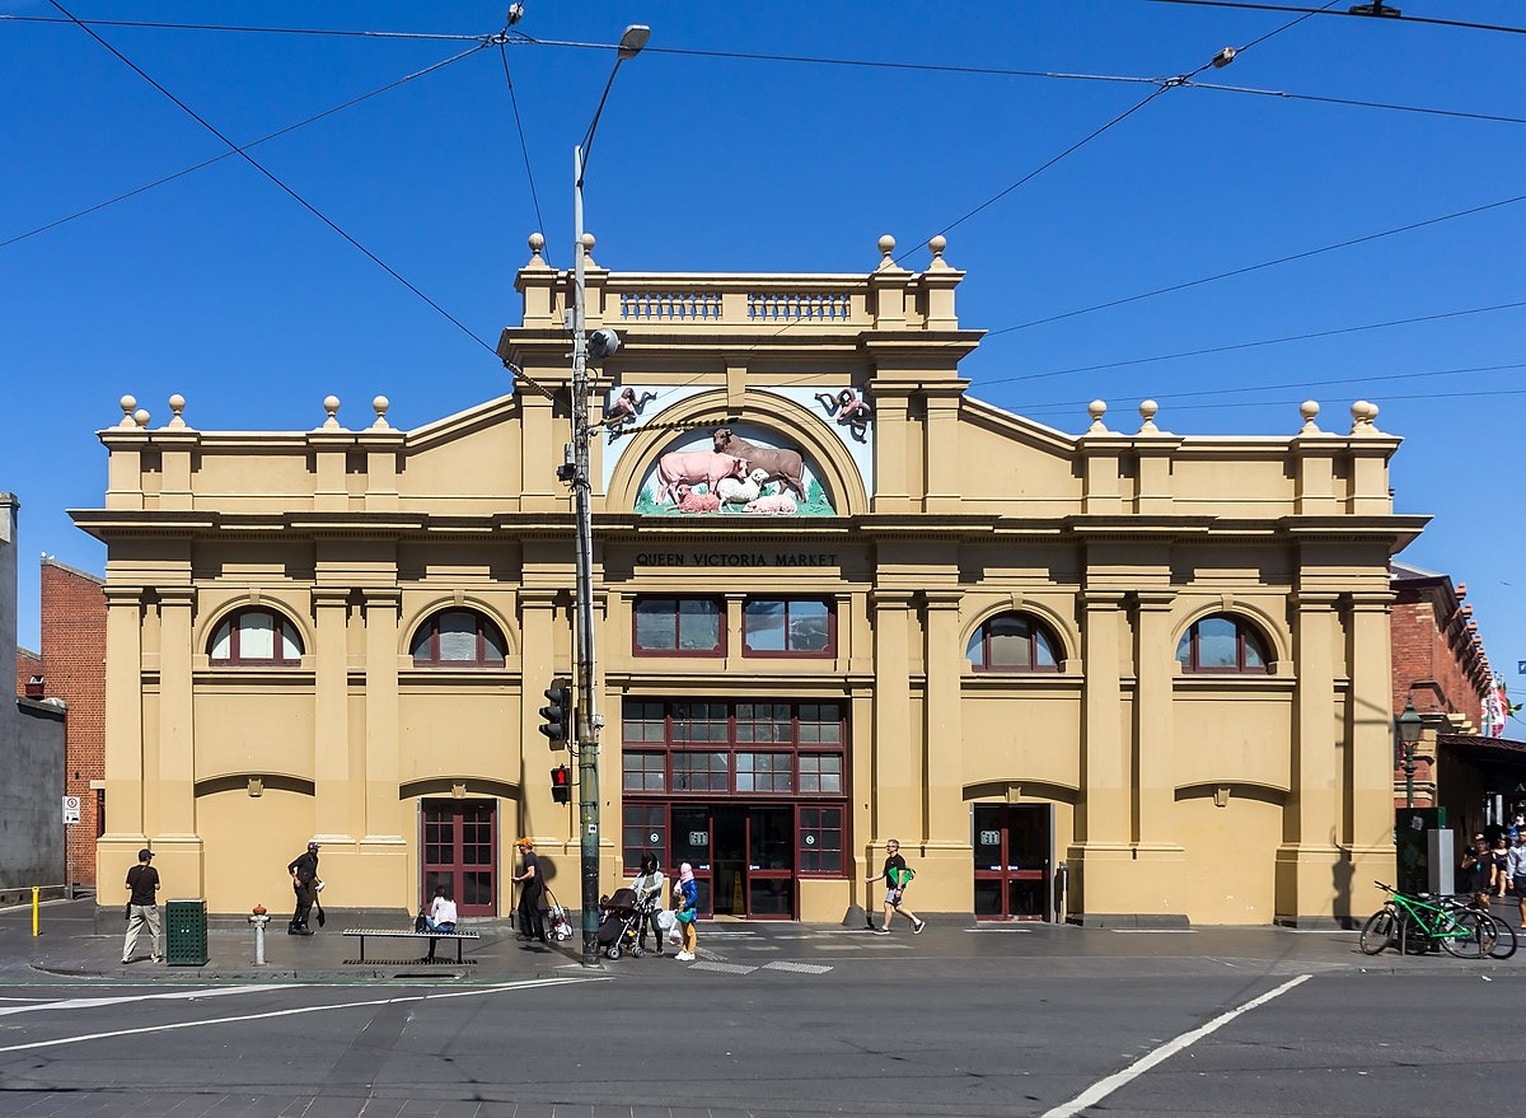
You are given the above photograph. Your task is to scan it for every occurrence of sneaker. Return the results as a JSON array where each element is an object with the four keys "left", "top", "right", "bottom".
[
  {"left": 871, "top": 928, "right": 891, "bottom": 936},
  {"left": 913, "top": 920, "right": 926, "bottom": 935},
  {"left": 121, "top": 958, "right": 132, "bottom": 965},
  {"left": 674, "top": 951, "right": 694, "bottom": 961},
  {"left": 151, "top": 954, "right": 164, "bottom": 962}
]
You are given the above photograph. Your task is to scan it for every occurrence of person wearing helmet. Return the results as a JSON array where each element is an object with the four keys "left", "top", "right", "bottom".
[{"left": 286, "top": 841, "right": 321, "bottom": 935}]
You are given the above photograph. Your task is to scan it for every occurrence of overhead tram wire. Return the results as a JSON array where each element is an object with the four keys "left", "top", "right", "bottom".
[
  {"left": 45, "top": 0, "right": 560, "bottom": 403},
  {"left": 498, "top": 42, "right": 548, "bottom": 262},
  {"left": 896, "top": 0, "right": 1340, "bottom": 265},
  {"left": 1188, "top": 80, "right": 1526, "bottom": 127},
  {"left": 1146, "top": 0, "right": 1526, "bottom": 37},
  {"left": 983, "top": 298, "right": 1526, "bottom": 387},
  {"left": 0, "top": 13, "right": 492, "bottom": 40},
  {"left": 991, "top": 191, "right": 1526, "bottom": 335},
  {"left": 0, "top": 42, "right": 492, "bottom": 254}
]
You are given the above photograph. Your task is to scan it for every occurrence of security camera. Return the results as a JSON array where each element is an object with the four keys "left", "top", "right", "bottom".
[{"left": 587, "top": 328, "right": 621, "bottom": 361}]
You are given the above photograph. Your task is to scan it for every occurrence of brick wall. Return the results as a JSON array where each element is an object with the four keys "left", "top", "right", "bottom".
[
  {"left": 33, "top": 560, "right": 106, "bottom": 887},
  {"left": 15, "top": 647, "right": 42, "bottom": 696}
]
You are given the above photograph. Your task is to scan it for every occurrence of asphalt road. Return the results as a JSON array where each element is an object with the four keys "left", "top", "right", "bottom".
[{"left": 0, "top": 949, "right": 1515, "bottom": 1117}]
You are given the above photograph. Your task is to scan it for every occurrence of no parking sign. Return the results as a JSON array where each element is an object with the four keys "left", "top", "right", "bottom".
[{"left": 61, "top": 795, "right": 81, "bottom": 824}]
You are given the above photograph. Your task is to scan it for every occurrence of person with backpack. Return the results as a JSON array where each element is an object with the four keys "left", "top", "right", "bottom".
[{"left": 866, "top": 838, "right": 926, "bottom": 935}]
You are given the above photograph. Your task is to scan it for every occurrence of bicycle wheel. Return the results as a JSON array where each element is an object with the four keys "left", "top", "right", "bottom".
[
  {"left": 1439, "top": 909, "right": 1497, "bottom": 959},
  {"left": 1359, "top": 909, "right": 1397, "bottom": 955},
  {"left": 1487, "top": 914, "right": 1517, "bottom": 960}
]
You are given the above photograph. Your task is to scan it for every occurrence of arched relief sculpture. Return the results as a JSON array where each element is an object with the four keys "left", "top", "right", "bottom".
[{"left": 635, "top": 425, "right": 836, "bottom": 516}]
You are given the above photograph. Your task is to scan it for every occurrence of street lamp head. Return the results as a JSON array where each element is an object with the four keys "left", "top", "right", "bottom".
[
  {"left": 1398, "top": 698, "right": 1423, "bottom": 745},
  {"left": 618, "top": 24, "right": 650, "bottom": 59}
]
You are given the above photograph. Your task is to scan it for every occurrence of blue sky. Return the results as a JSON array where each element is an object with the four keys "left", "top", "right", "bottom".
[{"left": 3, "top": 2, "right": 1523, "bottom": 703}]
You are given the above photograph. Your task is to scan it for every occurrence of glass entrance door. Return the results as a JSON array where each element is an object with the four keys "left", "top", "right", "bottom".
[
  {"left": 973, "top": 804, "right": 1051, "bottom": 921},
  {"left": 664, "top": 803, "right": 797, "bottom": 918},
  {"left": 421, "top": 799, "right": 497, "bottom": 916}
]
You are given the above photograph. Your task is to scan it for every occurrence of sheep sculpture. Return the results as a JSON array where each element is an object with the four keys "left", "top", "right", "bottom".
[
  {"left": 673, "top": 483, "right": 721, "bottom": 513},
  {"left": 742, "top": 493, "right": 799, "bottom": 515},
  {"left": 716, "top": 468, "right": 770, "bottom": 506}
]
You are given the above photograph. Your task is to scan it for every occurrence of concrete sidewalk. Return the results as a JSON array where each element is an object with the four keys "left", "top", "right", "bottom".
[{"left": 4, "top": 897, "right": 1525, "bottom": 984}]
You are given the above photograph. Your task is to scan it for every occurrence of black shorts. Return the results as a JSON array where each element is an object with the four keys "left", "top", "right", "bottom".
[{"left": 1510, "top": 875, "right": 1526, "bottom": 897}]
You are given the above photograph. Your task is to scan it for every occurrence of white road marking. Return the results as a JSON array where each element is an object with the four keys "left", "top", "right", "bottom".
[
  {"left": 1040, "top": 973, "right": 1312, "bottom": 1118},
  {"left": 0, "top": 976, "right": 605, "bottom": 1056},
  {"left": 761, "top": 961, "right": 832, "bottom": 974},
  {"left": 688, "top": 961, "right": 758, "bottom": 975},
  {"left": 0, "top": 984, "right": 297, "bottom": 1018}
]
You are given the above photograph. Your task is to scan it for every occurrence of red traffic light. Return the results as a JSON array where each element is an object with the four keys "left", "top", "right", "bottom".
[{"left": 550, "top": 764, "right": 572, "bottom": 805}]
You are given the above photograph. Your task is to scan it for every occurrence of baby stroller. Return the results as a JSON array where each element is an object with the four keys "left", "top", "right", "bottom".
[
  {"left": 544, "top": 888, "right": 574, "bottom": 942},
  {"left": 595, "top": 887, "right": 643, "bottom": 959}
]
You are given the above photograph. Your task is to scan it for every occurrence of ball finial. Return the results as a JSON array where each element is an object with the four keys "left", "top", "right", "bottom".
[
  {"left": 877, "top": 234, "right": 896, "bottom": 257},
  {"left": 929, "top": 235, "right": 946, "bottom": 257}
]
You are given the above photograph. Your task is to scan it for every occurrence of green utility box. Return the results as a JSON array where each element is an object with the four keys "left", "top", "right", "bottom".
[{"left": 164, "top": 898, "right": 208, "bottom": 966}]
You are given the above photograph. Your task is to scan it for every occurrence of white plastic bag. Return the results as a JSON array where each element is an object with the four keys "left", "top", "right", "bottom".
[{"left": 655, "top": 909, "right": 677, "bottom": 933}]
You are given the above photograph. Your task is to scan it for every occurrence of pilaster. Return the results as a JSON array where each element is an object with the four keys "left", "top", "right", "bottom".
[
  {"left": 871, "top": 589, "right": 914, "bottom": 841},
  {"left": 312, "top": 587, "right": 355, "bottom": 842},
  {"left": 1276, "top": 591, "right": 1340, "bottom": 925},
  {"left": 361, "top": 588, "right": 403, "bottom": 844}
]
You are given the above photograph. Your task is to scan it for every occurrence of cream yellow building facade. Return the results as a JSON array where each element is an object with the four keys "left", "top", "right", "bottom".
[{"left": 77, "top": 234, "right": 1425, "bottom": 926}]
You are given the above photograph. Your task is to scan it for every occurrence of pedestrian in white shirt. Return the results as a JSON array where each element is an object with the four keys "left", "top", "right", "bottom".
[
  {"left": 1507, "top": 829, "right": 1526, "bottom": 930},
  {"left": 424, "top": 885, "right": 458, "bottom": 961}
]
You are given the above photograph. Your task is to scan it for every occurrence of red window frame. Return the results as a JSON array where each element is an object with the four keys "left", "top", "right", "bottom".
[
  {"left": 208, "top": 607, "right": 303, "bottom": 666},
  {"left": 966, "top": 612, "right": 1061, "bottom": 673},
  {"left": 410, "top": 609, "right": 507, "bottom": 667},
  {"left": 632, "top": 597, "right": 725, "bottom": 657},
  {"left": 741, "top": 598, "right": 836, "bottom": 658}
]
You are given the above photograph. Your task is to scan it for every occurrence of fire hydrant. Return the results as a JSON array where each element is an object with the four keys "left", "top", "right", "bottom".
[{"left": 249, "top": 904, "right": 270, "bottom": 965}]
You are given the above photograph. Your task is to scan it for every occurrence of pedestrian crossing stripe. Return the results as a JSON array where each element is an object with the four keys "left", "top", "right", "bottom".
[
  {"left": 761, "top": 961, "right": 832, "bottom": 974},
  {"left": 689, "top": 961, "right": 757, "bottom": 974}
]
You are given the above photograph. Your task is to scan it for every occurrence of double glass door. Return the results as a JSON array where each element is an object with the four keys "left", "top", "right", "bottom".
[
  {"left": 973, "top": 804, "right": 1051, "bottom": 920},
  {"left": 671, "top": 804, "right": 794, "bottom": 917}
]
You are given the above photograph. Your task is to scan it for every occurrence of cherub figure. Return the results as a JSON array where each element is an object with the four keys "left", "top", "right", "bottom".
[
  {"left": 604, "top": 387, "right": 657, "bottom": 439},
  {"left": 814, "top": 388, "right": 873, "bottom": 441}
]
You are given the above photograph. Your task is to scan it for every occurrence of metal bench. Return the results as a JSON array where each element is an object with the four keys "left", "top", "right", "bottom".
[{"left": 342, "top": 927, "right": 481, "bottom": 963}]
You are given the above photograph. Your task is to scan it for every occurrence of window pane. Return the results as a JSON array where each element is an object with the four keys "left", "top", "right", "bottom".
[
  {"left": 744, "top": 600, "right": 786, "bottom": 651},
  {"left": 280, "top": 620, "right": 302, "bottom": 659},
  {"left": 1243, "top": 628, "right": 1267, "bottom": 669},
  {"left": 437, "top": 611, "right": 477, "bottom": 661},
  {"left": 1196, "top": 617, "right": 1239, "bottom": 669},
  {"left": 211, "top": 620, "right": 233, "bottom": 660},
  {"left": 481, "top": 621, "right": 505, "bottom": 661},
  {"left": 1175, "top": 631, "right": 1193, "bottom": 668},
  {"left": 240, "top": 612, "right": 276, "bottom": 659},
  {"left": 634, "top": 600, "right": 676, "bottom": 650},
  {"left": 677, "top": 600, "right": 721, "bottom": 651},
  {"left": 788, "top": 601, "right": 830, "bottom": 652},
  {"left": 987, "top": 623, "right": 1030, "bottom": 669},
  {"left": 1034, "top": 626, "right": 1058, "bottom": 668}
]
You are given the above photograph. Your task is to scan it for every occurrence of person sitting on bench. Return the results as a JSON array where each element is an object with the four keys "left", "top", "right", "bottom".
[{"left": 422, "top": 885, "right": 457, "bottom": 960}]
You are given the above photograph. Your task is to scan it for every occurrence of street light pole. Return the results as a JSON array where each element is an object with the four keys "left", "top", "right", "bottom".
[{"left": 569, "top": 23, "right": 649, "bottom": 968}]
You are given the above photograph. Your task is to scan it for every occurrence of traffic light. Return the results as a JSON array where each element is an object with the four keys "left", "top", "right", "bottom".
[
  {"left": 550, "top": 764, "right": 572, "bottom": 805},
  {"left": 539, "top": 678, "right": 571, "bottom": 747}
]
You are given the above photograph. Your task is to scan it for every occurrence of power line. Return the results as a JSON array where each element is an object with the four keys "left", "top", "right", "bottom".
[
  {"left": 0, "top": 13, "right": 490, "bottom": 41},
  {"left": 0, "top": 43, "right": 490, "bottom": 254},
  {"left": 901, "top": 2, "right": 1338, "bottom": 260},
  {"left": 991, "top": 191, "right": 1526, "bottom": 335},
  {"left": 44, "top": 0, "right": 539, "bottom": 387},
  {"left": 498, "top": 43, "right": 548, "bottom": 262},
  {"left": 1192, "top": 79, "right": 1526, "bottom": 127},
  {"left": 1147, "top": 0, "right": 1526, "bottom": 37},
  {"left": 986, "top": 299, "right": 1526, "bottom": 386}
]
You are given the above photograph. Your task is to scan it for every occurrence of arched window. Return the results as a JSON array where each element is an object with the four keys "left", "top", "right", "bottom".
[
  {"left": 410, "top": 609, "right": 507, "bottom": 667},
  {"left": 209, "top": 608, "right": 303, "bottom": 665},
  {"left": 965, "top": 612, "right": 1061, "bottom": 672},
  {"left": 1176, "top": 614, "right": 1270, "bottom": 673}
]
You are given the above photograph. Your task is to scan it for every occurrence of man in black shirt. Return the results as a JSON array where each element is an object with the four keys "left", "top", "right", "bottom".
[
  {"left": 864, "top": 838, "right": 926, "bottom": 935},
  {"left": 122, "top": 848, "right": 161, "bottom": 964},
  {"left": 287, "top": 841, "right": 321, "bottom": 935}
]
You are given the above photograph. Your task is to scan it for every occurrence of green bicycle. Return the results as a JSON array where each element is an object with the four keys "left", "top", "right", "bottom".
[{"left": 1359, "top": 881, "right": 1498, "bottom": 958}]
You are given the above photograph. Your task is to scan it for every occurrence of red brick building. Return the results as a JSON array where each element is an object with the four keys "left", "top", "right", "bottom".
[
  {"left": 1390, "top": 560, "right": 1524, "bottom": 836},
  {"left": 13, "top": 558, "right": 106, "bottom": 887}
]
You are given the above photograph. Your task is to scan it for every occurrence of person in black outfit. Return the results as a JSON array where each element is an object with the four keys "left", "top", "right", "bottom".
[
  {"left": 513, "top": 837, "right": 547, "bottom": 943},
  {"left": 122, "top": 847, "right": 162, "bottom": 963},
  {"left": 287, "top": 841, "right": 321, "bottom": 935}
]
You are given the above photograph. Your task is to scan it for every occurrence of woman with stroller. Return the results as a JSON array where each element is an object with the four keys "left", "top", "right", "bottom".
[
  {"left": 633, "top": 853, "right": 667, "bottom": 956},
  {"left": 673, "top": 861, "right": 699, "bottom": 962}
]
